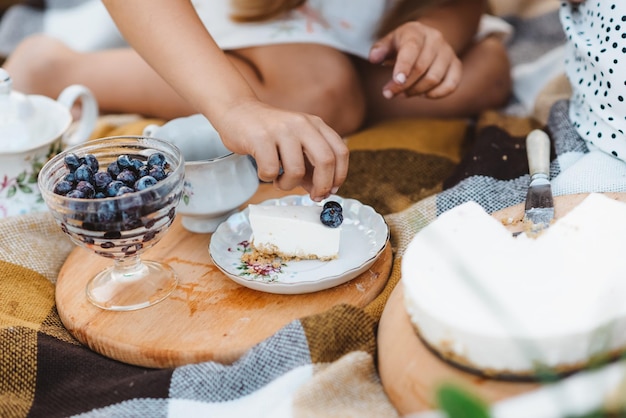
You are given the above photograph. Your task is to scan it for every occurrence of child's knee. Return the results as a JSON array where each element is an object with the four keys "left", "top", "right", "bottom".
[
  {"left": 303, "top": 64, "right": 366, "bottom": 135},
  {"left": 472, "top": 36, "right": 512, "bottom": 107},
  {"left": 5, "top": 35, "right": 75, "bottom": 93}
]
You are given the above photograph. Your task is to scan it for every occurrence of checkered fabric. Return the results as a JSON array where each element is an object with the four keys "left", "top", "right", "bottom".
[{"left": 5, "top": 4, "right": 625, "bottom": 418}]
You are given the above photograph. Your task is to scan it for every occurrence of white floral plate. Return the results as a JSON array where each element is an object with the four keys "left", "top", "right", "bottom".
[{"left": 209, "top": 195, "right": 389, "bottom": 294}]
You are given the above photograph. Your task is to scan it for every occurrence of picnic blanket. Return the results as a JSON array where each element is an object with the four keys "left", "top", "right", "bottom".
[{"left": 3, "top": 1, "right": 626, "bottom": 417}]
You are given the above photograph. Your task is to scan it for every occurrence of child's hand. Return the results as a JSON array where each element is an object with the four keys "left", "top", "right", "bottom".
[
  {"left": 368, "top": 21, "right": 462, "bottom": 100},
  {"left": 213, "top": 100, "right": 349, "bottom": 202}
]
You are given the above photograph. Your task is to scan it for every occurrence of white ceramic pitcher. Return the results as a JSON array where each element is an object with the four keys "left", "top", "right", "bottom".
[
  {"left": 143, "top": 114, "right": 259, "bottom": 233},
  {"left": 0, "top": 68, "right": 98, "bottom": 218}
]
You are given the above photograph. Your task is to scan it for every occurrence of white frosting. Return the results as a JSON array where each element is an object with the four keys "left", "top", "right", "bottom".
[
  {"left": 402, "top": 193, "right": 626, "bottom": 374},
  {"left": 248, "top": 204, "right": 340, "bottom": 260}
]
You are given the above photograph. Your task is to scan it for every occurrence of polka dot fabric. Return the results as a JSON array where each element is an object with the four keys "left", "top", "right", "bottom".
[{"left": 560, "top": 1, "right": 626, "bottom": 163}]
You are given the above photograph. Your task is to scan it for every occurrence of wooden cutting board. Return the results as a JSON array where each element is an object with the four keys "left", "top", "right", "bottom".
[
  {"left": 377, "top": 193, "right": 626, "bottom": 414},
  {"left": 56, "top": 184, "right": 392, "bottom": 368},
  {"left": 378, "top": 283, "right": 539, "bottom": 414},
  {"left": 491, "top": 192, "right": 626, "bottom": 235}
]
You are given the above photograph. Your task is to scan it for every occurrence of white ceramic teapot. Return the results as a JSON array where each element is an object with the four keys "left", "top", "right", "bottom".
[{"left": 0, "top": 68, "right": 98, "bottom": 218}]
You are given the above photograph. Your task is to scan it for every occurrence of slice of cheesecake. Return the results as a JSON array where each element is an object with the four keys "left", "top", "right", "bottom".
[{"left": 248, "top": 204, "right": 341, "bottom": 261}]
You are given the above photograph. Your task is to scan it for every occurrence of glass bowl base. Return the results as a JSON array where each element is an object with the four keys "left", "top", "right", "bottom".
[{"left": 86, "top": 260, "right": 178, "bottom": 311}]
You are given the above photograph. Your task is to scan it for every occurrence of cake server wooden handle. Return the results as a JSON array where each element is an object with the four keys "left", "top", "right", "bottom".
[{"left": 526, "top": 129, "right": 551, "bottom": 178}]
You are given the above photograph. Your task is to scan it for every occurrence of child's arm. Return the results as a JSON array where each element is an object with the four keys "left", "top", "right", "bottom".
[
  {"left": 369, "top": 0, "right": 486, "bottom": 100},
  {"left": 102, "top": 0, "right": 348, "bottom": 202}
]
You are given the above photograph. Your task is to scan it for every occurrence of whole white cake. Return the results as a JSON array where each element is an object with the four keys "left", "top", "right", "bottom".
[
  {"left": 402, "top": 193, "right": 626, "bottom": 378},
  {"left": 248, "top": 204, "right": 341, "bottom": 260}
]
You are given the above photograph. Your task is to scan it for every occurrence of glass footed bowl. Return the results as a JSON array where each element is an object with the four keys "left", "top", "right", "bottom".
[{"left": 38, "top": 136, "right": 185, "bottom": 311}]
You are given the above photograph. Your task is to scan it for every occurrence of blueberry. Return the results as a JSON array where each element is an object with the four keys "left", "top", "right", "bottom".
[
  {"left": 97, "top": 201, "right": 117, "bottom": 223},
  {"left": 83, "top": 154, "right": 99, "bottom": 173},
  {"left": 116, "top": 154, "right": 133, "bottom": 170},
  {"left": 137, "top": 165, "right": 150, "bottom": 178},
  {"left": 74, "top": 164, "right": 93, "bottom": 182},
  {"left": 130, "top": 158, "right": 144, "bottom": 173},
  {"left": 148, "top": 166, "right": 166, "bottom": 181},
  {"left": 93, "top": 171, "right": 113, "bottom": 190},
  {"left": 117, "top": 169, "right": 137, "bottom": 186},
  {"left": 147, "top": 152, "right": 166, "bottom": 168},
  {"left": 94, "top": 191, "right": 107, "bottom": 199},
  {"left": 320, "top": 206, "right": 343, "bottom": 228},
  {"left": 106, "top": 180, "right": 125, "bottom": 197},
  {"left": 53, "top": 180, "right": 73, "bottom": 195},
  {"left": 75, "top": 180, "right": 96, "bottom": 198},
  {"left": 323, "top": 201, "right": 342, "bottom": 213},
  {"left": 66, "top": 189, "right": 85, "bottom": 199},
  {"left": 122, "top": 210, "right": 143, "bottom": 230},
  {"left": 135, "top": 175, "right": 157, "bottom": 191},
  {"left": 64, "top": 153, "right": 82, "bottom": 172},
  {"left": 103, "top": 231, "right": 121, "bottom": 239},
  {"left": 63, "top": 172, "right": 76, "bottom": 185},
  {"left": 116, "top": 186, "right": 135, "bottom": 196},
  {"left": 143, "top": 230, "right": 157, "bottom": 242},
  {"left": 80, "top": 235, "right": 95, "bottom": 245},
  {"left": 122, "top": 244, "right": 141, "bottom": 255},
  {"left": 107, "top": 161, "right": 121, "bottom": 178}
]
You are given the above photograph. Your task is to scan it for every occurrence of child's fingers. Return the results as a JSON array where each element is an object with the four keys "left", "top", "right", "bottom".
[
  {"left": 369, "top": 34, "right": 395, "bottom": 64},
  {"left": 251, "top": 143, "right": 282, "bottom": 184},
  {"left": 405, "top": 49, "right": 460, "bottom": 97},
  {"left": 380, "top": 38, "right": 421, "bottom": 98},
  {"left": 271, "top": 120, "right": 347, "bottom": 202},
  {"left": 423, "top": 59, "right": 462, "bottom": 98},
  {"left": 304, "top": 124, "right": 349, "bottom": 201},
  {"left": 273, "top": 139, "right": 307, "bottom": 192}
]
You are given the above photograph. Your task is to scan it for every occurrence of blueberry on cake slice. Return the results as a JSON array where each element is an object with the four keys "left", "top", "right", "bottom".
[{"left": 247, "top": 201, "right": 343, "bottom": 261}]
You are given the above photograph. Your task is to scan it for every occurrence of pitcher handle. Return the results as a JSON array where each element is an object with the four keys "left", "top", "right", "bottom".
[
  {"left": 57, "top": 84, "right": 99, "bottom": 147},
  {"left": 142, "top": 124, "right": 160, "bottom": 137}
]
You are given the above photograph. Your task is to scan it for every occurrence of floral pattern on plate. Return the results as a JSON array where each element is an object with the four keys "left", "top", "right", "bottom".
[{"left": 229, "top": 239, "right": 286, "bottom": 282}]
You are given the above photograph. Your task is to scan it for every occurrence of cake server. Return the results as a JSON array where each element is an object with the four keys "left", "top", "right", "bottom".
[{"left": 523, "top": 129, "right": 554, "bottom": 233}]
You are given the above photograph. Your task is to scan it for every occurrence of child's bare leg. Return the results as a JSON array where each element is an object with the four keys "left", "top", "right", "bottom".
[
  {"left": 357, "top": 36, "right": 512, "bottom": 124},
  {"left": 4, "top": 35, "right": 196, "bottom": 118},
  {"left": 5, "top": 35, "right": 365, "bottom": 134},
  {"left": 226, "top": 43, "right": 366, "bottom": 135}
]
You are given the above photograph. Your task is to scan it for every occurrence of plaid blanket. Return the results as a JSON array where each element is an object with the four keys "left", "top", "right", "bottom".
[{"left": 3, "top": 2, "right": 626, "bottom": 418}]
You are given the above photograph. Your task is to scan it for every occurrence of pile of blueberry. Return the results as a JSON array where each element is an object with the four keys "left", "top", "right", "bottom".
[
  {"left": 320, "top": 201, "right": 343, "bottom": 228},
  {"left": 51, "top": 151, "right": 179, "bottom": 235},
  {"left": 53, "top": 152, "right": 170, "bottom": 199}
]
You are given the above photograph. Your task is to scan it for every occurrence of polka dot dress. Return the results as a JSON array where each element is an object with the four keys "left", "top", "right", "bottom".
[{"left": 560, "top": 1, "right": 626, "bottom": 162}]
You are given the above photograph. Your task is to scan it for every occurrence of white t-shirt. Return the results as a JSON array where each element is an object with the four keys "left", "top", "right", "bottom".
[
  {"left": 560, "top": 1, "right": 626, "bottom": 162},
  {"left": 192, "top": 0, "right": 512, "bottom": 60},
  {"left": 191, "top": 0, "right": 396, "bottom": 59}
]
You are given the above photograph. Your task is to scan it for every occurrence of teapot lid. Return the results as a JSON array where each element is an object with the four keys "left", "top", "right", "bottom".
[{"left": 0, "top": 68, "right": 39, "bottom": 150}]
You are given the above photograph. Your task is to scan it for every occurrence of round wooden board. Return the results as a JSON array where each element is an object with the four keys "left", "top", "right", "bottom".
[
  {"left": 377, "top": 192, "right": 626, "bottom": 414},
  {"left": 56, "top": 185, "right": 392, "bottom": 368},
  {"left": 378, "top": 283, "right": 539, "bottom": 414},
  {"left": 491, "top": 192, "right": 626, "bottom": 235}
]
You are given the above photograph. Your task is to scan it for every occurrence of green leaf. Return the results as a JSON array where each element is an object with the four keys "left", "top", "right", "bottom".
[
  {"left": 18, "top": 184, "right": 33, "bottom": 194},
  {"left": 7, "top": 185, "right": 16, "bottom": 198},
  {"left": 436, "top": 383, "right": 491, "bottom": 418}
]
